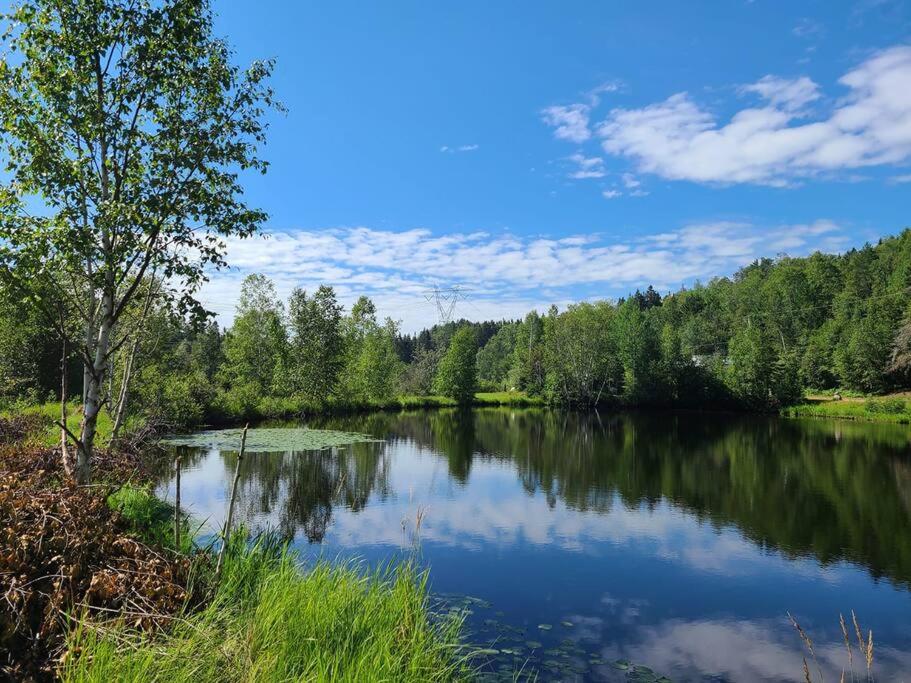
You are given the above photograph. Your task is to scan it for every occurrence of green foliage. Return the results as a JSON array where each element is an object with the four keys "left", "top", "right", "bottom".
[
  {"left": 63, "top": 540, "right": 467, "bottom": 682},
  {"left": 543, "top": 302, "right": 620, "bottom": 405},
  {"left": 400, "top": 346, "right": 442, "bottom": 395},
  {"left": 348, "top": 320, "right": 404, "bottom": 401},
  {"left": 107, "top": 485, "right": 193, "bottom": 554},
  {"left": 476, "top": 323, "right": 518, "bottom": 389},
  {"left": 4, "top": 230, "right": 911, "bottom": 426},
  {"left": 783, "top": 395, "right": 911, "bottom": 424},
  {"left": 220, "top": 275, "right": 288, "bottom": 397},
  {"left": 508, "top": 312, "right": 545, "bottom": 395},
  {"left": 0, "top": 0, "right": 277, "bottom": 477},
  {"left": 433, "top": 327, "right": 478, "bottom": 403},
  {"left": 287, "top": 286, "right": 345, "bottom": 400},
  {"left": 864, "top": 397, "right": 908, "bottom": 414}
]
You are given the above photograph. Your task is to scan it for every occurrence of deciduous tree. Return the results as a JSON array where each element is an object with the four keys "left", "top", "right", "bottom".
[{"left": 0, "top": 0, "right": 277, "bottom": 481}]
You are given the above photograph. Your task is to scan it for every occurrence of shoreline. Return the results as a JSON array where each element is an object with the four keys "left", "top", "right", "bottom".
[{"left": 0, "top": 419, "right": 468, "bottom": 681}]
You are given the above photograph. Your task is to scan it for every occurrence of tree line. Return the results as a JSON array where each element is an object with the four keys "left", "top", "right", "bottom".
[
  {"left": 3, "top": 230, "right": 910, "bottom": 433},
  {"left": 0, "top": 1, "right": 908, "bottom": 487}
]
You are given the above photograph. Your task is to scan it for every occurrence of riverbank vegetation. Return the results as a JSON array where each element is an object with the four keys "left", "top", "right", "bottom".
[
  {"left": 0, "top": 415, "right": 467, "bottom": 681},
  {"left": 63, "top": 541, "right": 466, "bottom": 683},
  {"left": 782, "top": 392, "right": 911, "bottom": 423}
]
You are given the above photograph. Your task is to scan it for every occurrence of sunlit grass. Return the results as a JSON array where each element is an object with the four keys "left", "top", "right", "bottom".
[
  {"left": 108, "top": 484, "right": 196, "bottom": 555},
  {"left": 783, "top": 393, "right": 911, "bottom": 424},
  {"left": 242, "top": 392, "right": 541, "bottom": 421},
  {"left": 474, "top": 391, "right": 543, "bottom": 406},
  {"left": 0, "top": 400, "right": 114, "bottom": 447},
  {"left": 62, "top": 536, "right": 468, "bottom": 682}
]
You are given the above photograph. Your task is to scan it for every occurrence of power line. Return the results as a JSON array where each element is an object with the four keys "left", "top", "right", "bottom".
[{"left": 422, "top": 285, "right": 468, "bottom": 325}]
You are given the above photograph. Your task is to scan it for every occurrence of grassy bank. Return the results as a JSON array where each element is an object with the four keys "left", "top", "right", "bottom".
[
  {"left": 782, "top": 392, "right": 911, "bottom": 424},
  {"left": 0, "top": 399, "right": 114, "bottom": 448},
  {"left": 64, "top": 535, "right": 467, "bottom": 682},
  {"left": 0, "top": 414, "right": 469, "bottom": 681},
  {"left": 2, "top": 392, "right": 543, "bottom": 440},
  {"left": 247, "top": 391, "right": 543, "bottom": 423}
]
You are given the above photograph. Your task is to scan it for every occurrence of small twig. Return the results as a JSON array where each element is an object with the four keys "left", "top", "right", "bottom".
[
  {"left": 215, "top": 424, "right": 248, "bottom": 581},
  {"left": 55, "top": 419, "right": 86, "bottom": 457}
]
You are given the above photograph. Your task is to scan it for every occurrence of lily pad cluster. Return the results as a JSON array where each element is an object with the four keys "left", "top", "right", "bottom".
[{"left": 161, "top": 427, "right": 382, "bottom": 452}]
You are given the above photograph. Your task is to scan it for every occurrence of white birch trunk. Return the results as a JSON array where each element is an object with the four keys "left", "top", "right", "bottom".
[{"left": 78, "top": 291, "right": 114, "bottom": 484}]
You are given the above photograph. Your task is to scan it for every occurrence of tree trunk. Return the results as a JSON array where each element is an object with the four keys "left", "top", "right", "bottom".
[
  {"left": 60, "top": 337, "right": 75, "bottom": 478},
  {"left": 78, "top": 293, "right": 114, "bottom": 484},
  {"left": 111, "top": 338, "right": 138, "bottom": 440}
]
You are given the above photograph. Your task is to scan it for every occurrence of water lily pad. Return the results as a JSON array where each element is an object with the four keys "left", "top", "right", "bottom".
[
  {"left": 613, "top": 659, "right": 631, "bottom": 670},
  {"left": 525, "top": 640, "right": 542, "bottom": 649},
  {"left": 561, "top": 620, "right": 574, "bottom": 627},
  {"left": 162, "top": 427, "right": 381, "bottom": 452},
  {"left": 537, "top": 623, "right": 552, "bottom": 630}
]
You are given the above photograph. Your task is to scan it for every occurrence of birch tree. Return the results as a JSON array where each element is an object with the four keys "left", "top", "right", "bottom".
[{"left": 0, "top": 0, "right": 277, "bottom": 482}]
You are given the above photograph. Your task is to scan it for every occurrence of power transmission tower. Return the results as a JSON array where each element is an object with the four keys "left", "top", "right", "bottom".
[{"left": 423, "top": 285, "right": 466, "bottom": 324}]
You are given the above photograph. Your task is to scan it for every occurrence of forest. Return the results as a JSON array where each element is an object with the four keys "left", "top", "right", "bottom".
[{"left": 3, "top": 228, "right": 910, "bottom": 430}]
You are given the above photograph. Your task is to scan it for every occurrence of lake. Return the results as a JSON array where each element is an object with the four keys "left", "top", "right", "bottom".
[{"left": 157, "top": 409, "right": 911, "bottom": 682}]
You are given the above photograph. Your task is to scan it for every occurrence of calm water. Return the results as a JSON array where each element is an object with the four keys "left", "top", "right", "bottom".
[{"left": 158, "top": 409, "right": 911, "bottom": 682}]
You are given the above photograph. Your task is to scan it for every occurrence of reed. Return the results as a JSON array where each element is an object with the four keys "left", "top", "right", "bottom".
[{"left": 789, "top": 611, "right": 875, "bottom": 683}]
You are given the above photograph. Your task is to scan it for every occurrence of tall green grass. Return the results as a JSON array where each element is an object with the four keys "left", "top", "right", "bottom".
[
  {"left": 0, "top": 400, "right": 114, "bottom": 447},
  {"left": 108, "top": 484, "right": 196, "bottom": 555},
  {"left": 62, "top": 535, "right": 468, "bottom": 682},
  {"left": 782, "top": 395, "right": 911, "bottom": 424}
]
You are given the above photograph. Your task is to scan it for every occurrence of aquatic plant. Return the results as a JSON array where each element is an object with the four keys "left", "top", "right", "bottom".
[{"left": 161, "top": 427, "right": 382, "bottom": 452}]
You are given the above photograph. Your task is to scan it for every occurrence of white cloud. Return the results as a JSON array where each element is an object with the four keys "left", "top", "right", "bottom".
[
  {"left": 542, "top": 103, "right": 592, "bottom": 143},
  {"left": 440, "top": 144, "right": 479, "bottom": 153},
  {"left": 621, "top": 172, "right": 642, "bottom": 189},
  {"left": 890, "top": 173, "right": 911, "bottom": 183},
  {"left": 567, "top": 153, "right": 606, "bottom": 179},
  {"left": 792, "top": 17, "right": 824, "bottom": 39},
  {"left": 596, "top": 45, "right": 911, "bottom": 185},
  {"left": 602, "top": 190, "right": 622, "bottom": 199},
  {"left": 198, "top": 220, "right": 846, "bottom": 330},
  {"left": 587, "top": 79, "right": 624, "bottom": 105},
  {"left": 616, "top": 617, "right": 911, "bottom": 682},
  {"left": 740, "top": 75, "right": 821, "bottom": 112}
]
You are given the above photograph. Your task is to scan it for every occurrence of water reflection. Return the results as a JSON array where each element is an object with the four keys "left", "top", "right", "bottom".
[
  {"left": 301, "top": 409, "right": 911, "bottom": 585},
  {"left": 158, "top": 409, "right": 911, "bottom": 682}
]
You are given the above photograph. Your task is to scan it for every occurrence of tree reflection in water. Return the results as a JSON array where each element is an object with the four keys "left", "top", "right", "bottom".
[{"left": 172, "top": 409, "right": 911, "bottom": 586}]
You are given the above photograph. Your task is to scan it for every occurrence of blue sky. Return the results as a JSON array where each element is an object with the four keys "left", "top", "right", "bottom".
[{"left": 199, "top": 2, "right": 910, "bottom": 328}]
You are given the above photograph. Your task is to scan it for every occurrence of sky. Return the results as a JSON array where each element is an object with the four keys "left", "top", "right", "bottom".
[{"left": 196, "top": 1, "right": 911, "bottom": 330}]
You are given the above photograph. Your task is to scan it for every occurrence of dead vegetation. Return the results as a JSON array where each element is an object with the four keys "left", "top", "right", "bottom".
[{"left": 0, "top": 441, "right": 196, "bottom": 681}]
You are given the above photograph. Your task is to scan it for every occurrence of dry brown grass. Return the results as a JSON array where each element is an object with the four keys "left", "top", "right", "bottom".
[{"left": 789, "top": 610, "right": 875, "bottom": 683}]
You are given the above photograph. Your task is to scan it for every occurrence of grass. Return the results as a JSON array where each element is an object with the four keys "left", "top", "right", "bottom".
[
  {"left": 789, "top": 610, "right": 875, "bottom": 682},
  {"left": 108, "top": 484, "right": 196, "bottom": 555},
  {"left": 0, "top": 399, "right": 114, "bottom": 447},
  {"left": 62, "top": 535, "right": 469, "bottom": 682},
  {"left": 230, "top": 391, "right": 543, "bottom": 423},
  {"left": 782, "top": 391, "right": 911, "bottom": 424}
]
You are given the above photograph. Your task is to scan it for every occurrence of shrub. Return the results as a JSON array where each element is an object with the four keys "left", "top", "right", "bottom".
[{"left": 864, "top": 397, "right": 907, "bottom": 414}]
